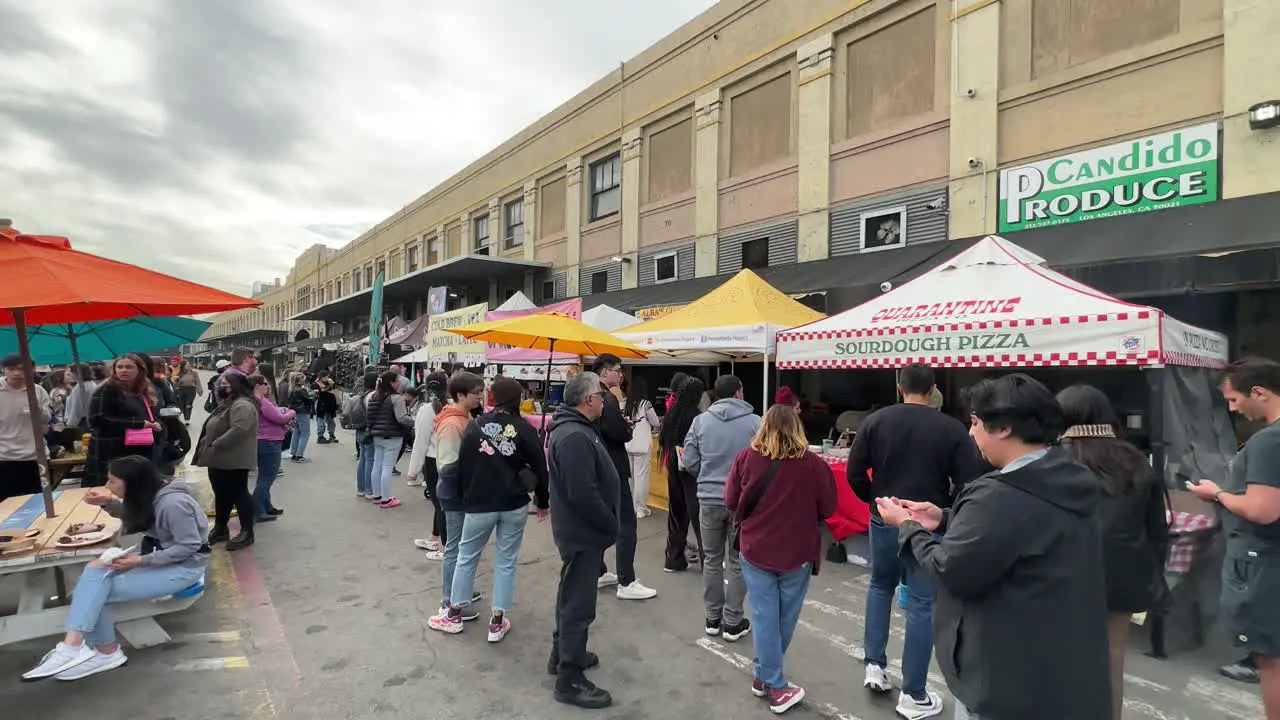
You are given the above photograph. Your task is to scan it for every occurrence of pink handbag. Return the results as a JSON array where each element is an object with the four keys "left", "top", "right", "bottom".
[{"left": 124, "top": 402, "right": 156, "bottom": 447}]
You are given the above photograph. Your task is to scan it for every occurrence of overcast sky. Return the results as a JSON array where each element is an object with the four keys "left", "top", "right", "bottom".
[{"left": 0, "top": 0, "right": 716, "bottom": 295}]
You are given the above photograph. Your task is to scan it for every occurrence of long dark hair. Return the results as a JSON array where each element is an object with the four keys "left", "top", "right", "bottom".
[
  {"left": 375, "top": 370, "right": 399, "bottom": 400},
  {"left": 1056, "top": 384, "right": 1150, "bottom": 495},
  {"left": 660, "top": 377, "right": 704, "bottom": 451},
  {"left": 424, "top": 371, "right": 448, "bottom": 413},
  {"left": 624, "top": 375, "right": 650, "bottom": 421},
  {"left": 668, "top": 371, "right": 689, "bottom": 396},
  {"left": 258, "top": 363, "right": 278, "bottom": 402},
  {"left": 109, "top": 455, "right": 165, "bottom": 534},
  {"left": 222, "top": 371, "right": 257, "bottom": 404}
]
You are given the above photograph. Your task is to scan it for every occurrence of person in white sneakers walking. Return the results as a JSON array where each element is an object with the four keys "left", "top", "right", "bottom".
[{"left": 410, "top": 372, "right": 449, "bottom": 559}]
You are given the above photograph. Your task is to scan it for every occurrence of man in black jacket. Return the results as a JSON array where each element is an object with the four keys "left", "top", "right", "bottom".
[
  {"left": 591, "top": 354, "right": 657, "bottom": 600},
  {"left": 547, "top": 371, "right": 618, "bottom": 710},
  {"left": 878, "top": 374, "right": 1109, "bottom": 720}
]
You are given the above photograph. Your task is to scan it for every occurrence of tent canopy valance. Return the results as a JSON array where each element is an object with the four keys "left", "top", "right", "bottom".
[
  {"left": 775, "top": 236, "right": 1228, "bottom": 370},
  {"left": 614, "top": 269, "right": 824, "bottom": 356}
]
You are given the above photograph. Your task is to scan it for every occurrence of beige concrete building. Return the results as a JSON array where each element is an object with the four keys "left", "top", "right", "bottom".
[{"left": 203, "top": 0, "right": 1280, "bottom": 359}]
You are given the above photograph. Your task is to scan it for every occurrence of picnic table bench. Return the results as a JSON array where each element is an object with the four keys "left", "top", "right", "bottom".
[
  {"left": 48, "top": 451, "right": 87, "bottom": 488},
  {"left": 0, "top": 488, "right": 204, "bottom": 649}
]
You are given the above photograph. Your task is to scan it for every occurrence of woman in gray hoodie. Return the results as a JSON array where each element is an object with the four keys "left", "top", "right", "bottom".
[{"left": 22, "top": 456, "right": 210, "bottom": 682}]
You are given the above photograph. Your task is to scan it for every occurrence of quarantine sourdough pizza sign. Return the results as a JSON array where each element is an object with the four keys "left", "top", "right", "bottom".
[{"left": 998, "top": 123, "right": 1219, "bottom": 233}]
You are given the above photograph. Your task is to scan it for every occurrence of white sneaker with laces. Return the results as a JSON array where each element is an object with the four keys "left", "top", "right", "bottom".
[
  {"left": 863, "top": 664, "right": 892, "bottom": 693},
  {"left": 597, "top": 572, "right": 618, "bottom": 589},
  {"left": 424, "top": 550, "right": 445, "bottom": 561},
  {"left": 894, "top": 689, "right": 943, "bottom": 719},
  {"left": 22, "top": 642, "right": 95, "bottom": 681},
  {"left": 414, "top": 538, "right": 441, "bottom": 551},
  {"left": 54, "top": 648, "right": 127, "bottom": 681},
  {"left": 616, "top": 581, "right": 658, "bottom": 600},
  {"left": 406, "top": 479, "right": 424, "bottom": 487}
]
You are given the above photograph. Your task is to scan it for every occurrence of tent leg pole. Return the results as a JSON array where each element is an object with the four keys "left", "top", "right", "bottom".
[{"left": 762, "top": 353, "right": 769, "bottom": 413}]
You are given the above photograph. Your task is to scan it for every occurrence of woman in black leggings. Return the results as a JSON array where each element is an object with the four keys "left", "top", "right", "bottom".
[{"left": 194, "top": 372, "right": 260, "bottom": 551}]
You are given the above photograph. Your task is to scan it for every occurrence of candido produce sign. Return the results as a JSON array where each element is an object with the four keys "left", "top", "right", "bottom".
[{"left": 998, "top": 123, "right": 1218, "bottom": 233}]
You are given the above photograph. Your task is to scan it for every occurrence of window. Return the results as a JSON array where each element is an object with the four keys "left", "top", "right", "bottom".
[
  {"left": 589, "top": 153, "right": 621, "bottom": 221},
  {"left": 473, "top": 215, "right": 490, "bottom": 255},
  {"left": 406, "top": 244, "right": 419, "bottom": 273},
  {"left": 860, "top": 207, "right": 907, "bottom": 253},
  {"left": 376, "top": 260, "right": 386, "bottom": 279},
  {"left": 504, "top": 200, "right": 524, "bottom": 248},
  {"left": 742, "top": 237, "right": 769, "bottom": 270},
  {"left": 653, "top": 252, "right": 678, "bottom": 284},
  {"left": 335, "top": 278, "right": 342, "bottom": 297},
  {"left": 364, "top": 265, "right": 373, "bottom": 288},
  {"left": 542, "top": 280, "right": 556, "bottom": 300},
  {"left": 353, "top": 271, "right": 362, "bottom": 292},
  {"left": 427, "top": 237, "right": 440, "bottom": 265},
  {"left": 590, "top": 270, "right": 609, "bottom": 294}
]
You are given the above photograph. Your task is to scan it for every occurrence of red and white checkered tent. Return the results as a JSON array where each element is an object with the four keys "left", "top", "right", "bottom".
[{"left": 776, "top": 236, "right": 1228, "bottom": 370}]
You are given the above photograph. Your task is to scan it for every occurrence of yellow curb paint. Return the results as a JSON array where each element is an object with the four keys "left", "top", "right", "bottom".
[{"left": 173, "top": 656, "right": 250, "bottom": 672}]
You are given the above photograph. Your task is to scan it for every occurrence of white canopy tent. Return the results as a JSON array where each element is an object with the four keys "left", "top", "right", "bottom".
[
  {"left": 776, "top": 236, "right": 1228, "bottom": 370},
  {"left": 493, "top": 291, "right": 537, "bottom": 312}
]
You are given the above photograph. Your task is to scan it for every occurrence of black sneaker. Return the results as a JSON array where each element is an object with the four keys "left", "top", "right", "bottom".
[
  {"left": 267, "top": 507, "right": 284, "bottom": 517},
  {"left": 705, "top": 618, "right": 722, "bottom": 636},
  {"left": 253, "top": 515, "right": 278, "bottom": 523},
  {"left": 392, "top": 468, "right": 401, "bottom": 476},
  {"left": 316, "top": 437, "right": 330, "bottom": 444},
  {"left": 328, "top": 436, "right": 339, "bottom": 443},
  {"left": 1220, "top": 659, "right": 1260, "bottom": 684},
  {"left": 722, "top": 619, "right": 751, "bottom": 642},
  {"left": 554, "top": 678, "right": 612, "bottom": 710},
  {"left": 546, "top": 651, "right": 600, "bottom": 675}
]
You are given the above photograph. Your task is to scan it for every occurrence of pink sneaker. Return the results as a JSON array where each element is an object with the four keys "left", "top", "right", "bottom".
[
  {"left": 768, "top": 685, "right": 805, "bottom": 714},
  {"left": 379, "top": 497, "right": 401, "bottom": 508},
  {"left": 751, "top": 677, "right": 767, "bottom": 697},
  {"left": 486, "top": 615, "right": 511, "bottom": 643},
  {"left": 427, "top": 612, "right": 463, "bottom": 634}
]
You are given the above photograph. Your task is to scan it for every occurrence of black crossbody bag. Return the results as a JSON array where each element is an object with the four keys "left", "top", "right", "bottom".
[{"left": 731, "top": 460, "right": 783, "bottom": 552}]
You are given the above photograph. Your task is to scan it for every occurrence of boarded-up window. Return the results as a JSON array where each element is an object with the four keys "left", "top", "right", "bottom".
[
  {"left": 540, "top": 177, "right": 566, "bottom": 237},
  {"left": 1032, "top": 0, "right": 1179, "bottom": 78},
  {"left": 445, "top": 224, "right": 462, "bottom": 258},
  {"left": 845, "top": 10, "right": 936, "bottom": 138},
  {"left": 729, "top": 74, "right": 792, "bottom": 177},
  {"left": 648, "top": 119, "right": 692, "bottom": 202}
]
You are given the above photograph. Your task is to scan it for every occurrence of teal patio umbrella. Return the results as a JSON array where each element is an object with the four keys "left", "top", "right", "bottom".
[{"left": 0, "top": 315, "right": 212, "bottom": 365}]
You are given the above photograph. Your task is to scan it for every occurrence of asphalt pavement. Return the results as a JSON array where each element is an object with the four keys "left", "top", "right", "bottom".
[{"left": 0, "top": 399, "right": 1267, "bottom": 719}]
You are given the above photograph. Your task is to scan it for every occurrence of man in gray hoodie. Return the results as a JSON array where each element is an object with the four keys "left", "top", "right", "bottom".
[{"left": 682, "top": 375, "right": 761, "bottom": 641}]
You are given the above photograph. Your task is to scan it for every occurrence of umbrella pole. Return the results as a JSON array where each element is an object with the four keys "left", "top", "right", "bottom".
[
  {"left": 539, "top": 339, "right": 555, "bottom": 438},
  {"left": 66, "top": 324, "right": 81, "bottom": 366},
  {"left": 14, "top": 310, "right": 56, "bottom": 518}
]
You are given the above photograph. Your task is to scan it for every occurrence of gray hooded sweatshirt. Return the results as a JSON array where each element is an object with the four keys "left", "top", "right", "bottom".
[
  {"left": 106, "top": 483, "right": 210, "bottom": 571},
  {"left": 683, "top": 398, "right": 761, "bottom": 504}
]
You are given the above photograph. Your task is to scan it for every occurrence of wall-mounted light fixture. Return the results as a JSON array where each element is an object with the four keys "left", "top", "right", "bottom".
[
  {"left": 610, "top": 255, "right": 632, "bottom": 264},
  {"left": 1249, "top": 100, "right": 1280, "bottom": 131}
]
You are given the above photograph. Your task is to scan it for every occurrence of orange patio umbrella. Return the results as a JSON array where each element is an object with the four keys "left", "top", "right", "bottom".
[{"left": 0, "top": 224, "right": 262, "bottom": 517}]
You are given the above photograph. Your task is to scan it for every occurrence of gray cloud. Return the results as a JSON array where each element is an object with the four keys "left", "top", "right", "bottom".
[{"left": 0, "top": 0, "right": 718, "bottom": 295}]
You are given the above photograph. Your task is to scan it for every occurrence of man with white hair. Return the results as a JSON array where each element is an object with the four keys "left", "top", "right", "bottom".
[{"left": 546, "top": 371, "right": 618, "bottom": 710}]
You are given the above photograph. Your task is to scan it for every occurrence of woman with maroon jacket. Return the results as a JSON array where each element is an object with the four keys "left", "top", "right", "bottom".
[{"left": 725, "top": 404, "right": 836, "bottom": 715}]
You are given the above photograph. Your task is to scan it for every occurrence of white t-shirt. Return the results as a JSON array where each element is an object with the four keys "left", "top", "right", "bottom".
[{"left": 0, "top": 381, "right": 51, "bottom": 461}]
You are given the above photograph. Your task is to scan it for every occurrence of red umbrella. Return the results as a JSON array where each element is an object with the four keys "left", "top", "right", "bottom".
[{"left": 0, "top": 223, "right": 262, "bottom": 516}]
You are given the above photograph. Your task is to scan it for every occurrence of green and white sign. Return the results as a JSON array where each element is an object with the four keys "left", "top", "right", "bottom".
[{"left": 998, "top": 123, "right": 1218, "bottom": 233}]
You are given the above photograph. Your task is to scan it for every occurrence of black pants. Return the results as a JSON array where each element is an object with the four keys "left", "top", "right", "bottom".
[
  {"left": 0, "top": 460, "right": 41, "bottom": 502},
  {"left": 551, "top": 546, "right": 606, "bottom": 689},
  {"left": 209, "top": 468, "right": 254, "bottom": 536},
  {"left": 423, "top": 457, "right": 446, "bottom": 541},
  {"left": 176, "top": 387, "right": 198, "bottom": 421},
  {"left": 600, "top": 476, "right": 637, "bottom": 585},
  {"left": 397, "top": 434, "right": 413, "bottom": 464},
  {"left": 664, "top": 460, "right": 702, "bottom": 571}
]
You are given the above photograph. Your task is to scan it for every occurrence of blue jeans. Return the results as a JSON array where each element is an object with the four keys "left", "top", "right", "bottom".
[
  {"left": 315, "top": 415, "right": 331, "bottom": 439},
  {"left": 253, "top": 439, "right": 283, "bottom": 515},
  {"left": 440, "top": 510, "right": 466, "bottom": 606},
  {"left": 741, "top": 555, "right": 811, "bottom": 690},
  {"left": 68, "top": 564, "right": 206, "bottom": 647},
  {"left": 369, "top": 436, "right": 400, "bottom": 500},
  {"left": 354, "top": 430, "right": 374, "bottom": 495},
  {"left": 864, "top": 516, "right": 935, "bottom": 697},
  {"left": 450, "top": 507, "right": 529, "bottom": 612},
  {"left": 289, "top": 415, "right": 311, "bottom": 458}
]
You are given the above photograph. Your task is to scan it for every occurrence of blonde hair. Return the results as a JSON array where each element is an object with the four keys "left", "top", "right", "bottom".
[
  {"left": 750, "top": 404, "right": 809, "bottom": 460},
  {"left": 289, "top": 371, "right": 306, "bottom": 388}
]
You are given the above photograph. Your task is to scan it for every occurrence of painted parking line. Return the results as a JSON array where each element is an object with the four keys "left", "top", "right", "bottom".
[
  {"left": 796, "top": 618, "right": 949, "bottom": 690},
  {"left": 172, "top": 630, "right": 243, "bottom": 643},
  {"left": 695, "top": 638, "right": 866, "bottom": 720},
  {"left": 173, "top": 657, "right": 250, "bottom": 672}
]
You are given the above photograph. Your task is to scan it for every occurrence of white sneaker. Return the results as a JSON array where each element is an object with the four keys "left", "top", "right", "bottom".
[
  {"left": 54, "top": 648, "right": 128, "bottom": 681},
  {"left": 423, "top": 550, "right": 445, "bottom": 561},
  {"left": 406, "top": 479, "right": 424, "bottom": 487},
  {"left": 414, "top": 538, "right": 441, "bottom": 551},
  {"left": 597, "top": 572, "right": 618, "bottom": 589},
  {"left": 22, "top": 642, "right": 95, "bottom": 681},
  {"left": 616, "top": 581, "right": 658, "bottom": 600},
  {"left": 895, "top": 689, "right": 943, "bottom": 719},
  {"left": 863, "top": 664, "right": 892, "bottom": 693}
]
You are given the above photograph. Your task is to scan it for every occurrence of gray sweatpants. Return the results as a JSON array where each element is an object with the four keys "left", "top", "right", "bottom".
[{"left": 699, "top": 503, "right": 746, "bottom": 626}]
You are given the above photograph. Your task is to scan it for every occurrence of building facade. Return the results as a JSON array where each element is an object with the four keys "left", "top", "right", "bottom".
[{"left": 202, "top": 0, "right": 1280, "bottom": 358}]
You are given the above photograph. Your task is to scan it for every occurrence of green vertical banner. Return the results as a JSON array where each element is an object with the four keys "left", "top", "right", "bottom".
[{"left": 368, "top": 270, "right": 385, "bottom": 367}]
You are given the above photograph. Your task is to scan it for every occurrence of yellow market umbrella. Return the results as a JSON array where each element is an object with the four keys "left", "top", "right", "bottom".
[{"left": 445, "top": 312, "right": 647, "bottom": 427}]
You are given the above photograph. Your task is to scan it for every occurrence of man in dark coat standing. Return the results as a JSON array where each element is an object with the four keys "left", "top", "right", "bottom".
[
  {"left": 878, "top": 374, "right": 1110, "bottom": 720},
  {"left": 546, "top": 371, "right": 619, "bottom": 710},
  {"left": 591, "top": 354, "right": 657, "bottom": 600}
]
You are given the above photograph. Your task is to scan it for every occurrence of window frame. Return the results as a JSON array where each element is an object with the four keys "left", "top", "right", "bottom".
[
  {"left": 504, "top": 199, "right": 524, "bottom": 248},
  {"left": 589, "top": 269, "right": 609, "bottom": 295},
  {"left": 741, "top": 237, "right": 770, "bottom": 270},
  {"left": 588, "top": 153, "right": 621, "bottom": 222},
  {"left": 473, "top": 215, "right": 490, "bottom": 252},
  {"left": 652, "top": 251, "right": 679, "bottom": 284},
  {"left": 858, "top": 206, "right": 908, "bottom": 254},
  {"left": 541, "top": 279, "right": 556, "bottom": 300},
  {"left": 405, "top": 244, "right": 419, "bottom": 273}
]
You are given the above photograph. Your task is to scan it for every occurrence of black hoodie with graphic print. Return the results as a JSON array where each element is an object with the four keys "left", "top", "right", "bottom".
[{"left": 455, "top": 409, "right": 548, "bottom": 514}]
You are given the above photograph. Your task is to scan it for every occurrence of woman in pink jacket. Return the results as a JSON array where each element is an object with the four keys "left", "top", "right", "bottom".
[{"left": 250, "top": 373, "right": 296, "bottom": 522}]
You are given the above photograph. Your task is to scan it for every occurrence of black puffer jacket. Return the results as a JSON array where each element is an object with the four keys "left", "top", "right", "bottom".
[{"left": 365, "top": 391, "right": 412, "bottom": 439}]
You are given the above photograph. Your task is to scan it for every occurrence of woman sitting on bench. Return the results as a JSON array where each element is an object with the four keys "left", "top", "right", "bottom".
[{"left": 22, "top": 455, "right": 210, "bottom": 682}]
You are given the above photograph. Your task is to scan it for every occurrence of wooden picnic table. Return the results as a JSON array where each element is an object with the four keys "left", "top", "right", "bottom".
[
  {"left": 48, "top": 451, "right": 88, "bottom": 488},
  {"left": 0, "top": 488, "right": 202, "bottom": 649}
]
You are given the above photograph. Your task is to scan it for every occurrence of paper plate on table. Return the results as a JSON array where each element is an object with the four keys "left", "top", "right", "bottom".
[
  {"left": 56, "top": 531, "right": 112, "bottom": 548},
  {"left": 0, "top": 529, "right": 41, "bottom": 554}
]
